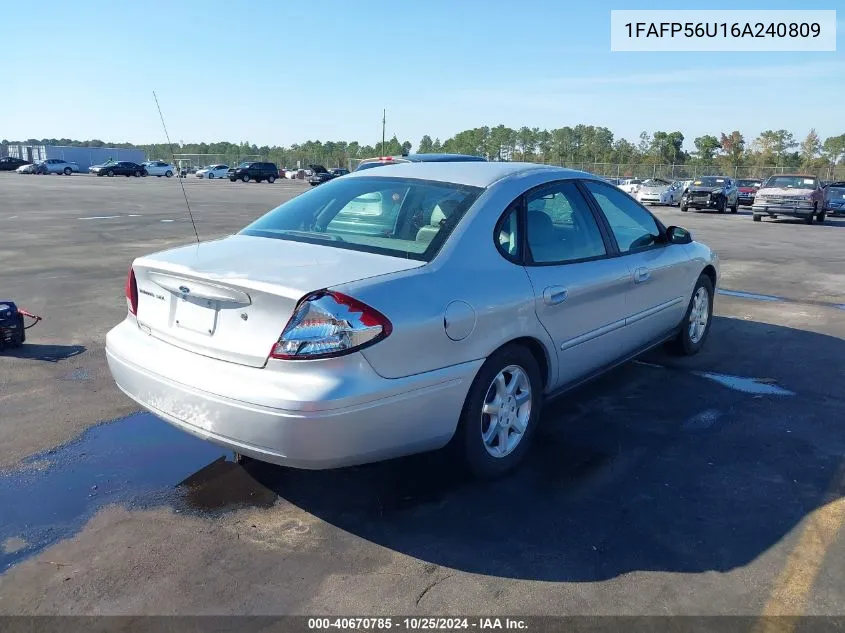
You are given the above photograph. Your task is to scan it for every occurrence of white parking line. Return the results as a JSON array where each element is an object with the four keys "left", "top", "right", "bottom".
[
  {"left": 8, "top": 215, "right": 18, "bottom": 219},
  {"left": 78, "top": 215, "right": 121, "bottom": 220},
  {"left": 160, "top": 219, "right": 174, "bottom": 223}
]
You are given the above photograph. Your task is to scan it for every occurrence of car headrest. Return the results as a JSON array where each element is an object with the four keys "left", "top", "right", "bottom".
[
  {"left": 527, "top": 210, "right": 555, "bottom": 243},
  {"left": 430, "top": 199, "right": 460, "bottom": 225}
]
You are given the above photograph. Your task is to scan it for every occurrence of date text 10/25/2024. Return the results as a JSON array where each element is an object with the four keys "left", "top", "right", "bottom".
[{"left": 308, "top": 618, "right": 528, "bottom": 630}]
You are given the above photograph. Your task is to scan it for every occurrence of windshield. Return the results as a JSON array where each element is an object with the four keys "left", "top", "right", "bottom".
[
  {"left": 736, "top": 179, "right": 761, "bottom": 188},
  {"left": 692, "top": 177, "right": 727, "bottom": 187},
  {"left": 763, "top": 176, "right": 819, "bottom": 189},
  {"left": 827, "top": 187, "right": 845, "bottom": 196},
  {"left": 240, "top": 176, "right": 483, "bottom": 262},
  {"left": 641, "top": 179, "right": 670, "bottom": 187}
]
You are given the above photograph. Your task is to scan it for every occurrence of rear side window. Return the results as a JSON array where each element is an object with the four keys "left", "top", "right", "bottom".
[{"left": 241, "top": 176, "right": 483, "bottom": 262}]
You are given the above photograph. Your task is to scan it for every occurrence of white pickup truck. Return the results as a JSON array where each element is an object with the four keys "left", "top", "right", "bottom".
[{"left": 36, "top": 159, "right": 81, "bottom": 175}]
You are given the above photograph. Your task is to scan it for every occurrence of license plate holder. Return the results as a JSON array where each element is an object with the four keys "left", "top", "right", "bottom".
[{"left": 175, "top": 297, "right": 218, "bottom": 335}]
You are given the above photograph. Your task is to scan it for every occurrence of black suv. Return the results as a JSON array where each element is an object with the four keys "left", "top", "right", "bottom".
[
  {"left": 228, "top": 161, "right": 279, "bottom": 183},
  {"left": 0, "top": 157, "right": 28, "bottom": 171}
]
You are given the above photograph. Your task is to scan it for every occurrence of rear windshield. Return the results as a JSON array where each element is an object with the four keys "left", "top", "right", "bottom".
[
  {"left": 240, "top": 176, "right": 483, "bottom": 262},
  {"left": 736, "top": 179, "right": 761, "bottom": 187},
  {"left": 764, "top": 176, "right": 818, "bottom": 189},
  {"left": 355, "top": 160, "right": 408, "bottom": 171}
]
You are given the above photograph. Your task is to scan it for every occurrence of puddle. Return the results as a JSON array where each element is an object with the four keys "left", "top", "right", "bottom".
[
  {"left": 0, "top": 412, "right": 278, "bottom": 571},
  {"left": 693, "top": 371, "right": 795, "bottom": 396},
  {"left": 59, "top": 367, "right": 93, "bottom": 381}
]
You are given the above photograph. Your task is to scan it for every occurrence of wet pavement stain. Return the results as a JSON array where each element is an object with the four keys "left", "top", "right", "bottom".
[
  {"left": 59, "top": 367, "right": 93, "bottom": 381},
  {"left": 0, "top": 412, "right": 278, "bottom": 571}
]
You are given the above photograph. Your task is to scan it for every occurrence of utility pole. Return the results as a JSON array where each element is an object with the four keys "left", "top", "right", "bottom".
[{"left": 382, "top": 109, "right": 386, "bottom": 155}]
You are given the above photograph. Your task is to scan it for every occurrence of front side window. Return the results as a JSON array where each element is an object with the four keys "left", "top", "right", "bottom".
[
  {"left": 525, "top": 182, "right": 607, "bottom": 264},
  {"left": 582, "top": 180, "right": 663, "bottom": 254},
  {"left": 241, "top": 176, "right": 482, "bottom": 262}
]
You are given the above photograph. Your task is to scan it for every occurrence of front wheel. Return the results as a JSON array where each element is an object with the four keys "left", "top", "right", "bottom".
[
  {"left": 717, "top": 197, "right": 727, "bottom": 213},
  {"left": 455, "top": 345, "right": 543, "bottom": 480},
  {"left": 730, "top": 199, "right": 738, "bottom": 213},
  {"left": 241, "top": 174, "right": 250, "bottom": 183},
  {"left": 207, "top": 173, "right": 214, "bottom": 179},
  {"left": 667, "top": 273, "right": 714, "bottom": 356},
  {"left": 107, "top": 170, "right": 114, "bottom": 177},
  {"left": 680, "top": 202, "right": 689, "bottom": 212},
  {"left": 804, "top": 212, "right": 814, "bottom": 225},
  {"left": 753, "top": 214, "right": 762, "bottom": 222},
  {"left": 229, "top": 178, "right": 236, "bottom": 182}
]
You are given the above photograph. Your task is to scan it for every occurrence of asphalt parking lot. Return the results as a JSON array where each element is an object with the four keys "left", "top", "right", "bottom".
[{"left": 1, "top": 172, "right": 845, "bottom": 617}]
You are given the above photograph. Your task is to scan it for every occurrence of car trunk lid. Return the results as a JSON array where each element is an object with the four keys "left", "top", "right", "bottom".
[{"left": 132, "top": 234, "right": 424, "bottom": 367}]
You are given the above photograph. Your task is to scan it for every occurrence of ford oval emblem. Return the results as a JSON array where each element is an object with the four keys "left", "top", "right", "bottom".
[{"left": 179, "top": 286, "right": 190, "bottom": 294}]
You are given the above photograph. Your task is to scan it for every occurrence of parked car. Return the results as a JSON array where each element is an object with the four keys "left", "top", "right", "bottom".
[
  {"left": 617, "top": 178, "right": 645, "bottom": 195},
  {"left": 308, "top": 166, "right": 350, "bottom": 186},
  {"left": 752, "top": 174, "right": 825, "bottom": 224},
  {"left": 680, "top": 176, "right": 739, "bottom": 213},
  {"left": 143, "top": 161, "right": 175, "bottom": 177},
  {"left": 736, "top": 179, "right": 762, "bottom": 207},
  {"left": 16, "top": 163, "right": 37, "bottom": 174},
  {"left": 634, "top": 178, "right": 673, "bottom": 205},
  {"left": 228, "top": 161, "right": 279, "bottom": 183},
  {"left": 91, "top": 161, "right": 146, "bottom": 177},
  {"left": 354, "top": 153, "right": 486, "bottom": 172},
  {"left": 105, "top": 162, "right": 718, "bottom": 479},
  {"left": 822, "top": 181, "right": 845, "bottom": 217},
  {"left": 35, "top": 158, "right": 80, "bottom": 175},
  {"left": 196, "top": 164, "right": 229, "bottom": 179},
  {"left": 0, "top": 157, "right": 29, "bottom": 171}
]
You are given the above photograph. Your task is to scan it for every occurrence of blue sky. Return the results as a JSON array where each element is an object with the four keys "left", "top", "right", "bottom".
[{"left": 2, "top": 1, "right": 842, "bottom": 151}]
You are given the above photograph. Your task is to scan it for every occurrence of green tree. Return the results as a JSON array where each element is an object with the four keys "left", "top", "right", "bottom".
[
  {"left": 432, "top": 138, "right": 442, "bottom": 152},
  {"left": 719, "top": 131, "right": 746, "bottom": 167},
  {"left": 800, "top": 129, "right": 821, "bottom": 168},
  {"left": 417, "top": 135, "right": 434, "bottom": 153},
  {"left": 821, "top": 134, "right": 845, "bottom": 167},
  {"left": 693, "top": 135, "right": 721, "bottom": 162}
]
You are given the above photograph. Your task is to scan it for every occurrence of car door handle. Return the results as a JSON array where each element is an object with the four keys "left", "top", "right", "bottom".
[
  {"left": 633, "top": 267, "right": 650, "bottom": 283},
  {"left": 543, "top": 286, "right": 568, "bottom": 305}
]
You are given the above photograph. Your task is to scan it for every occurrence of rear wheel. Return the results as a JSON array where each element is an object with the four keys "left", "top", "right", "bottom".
[
  {"left": 267, "top": 175, "right": 276, "bottom": 184},
  {"left": 455, "top": 344, "right": 543, "bottom": 480},
  {"left": 817, "top": 211, "right": 826, "bottom": 223},
  {"left": 667, "top": 273, "right": 714, "bottom": 356},
  {"left": 753, "top": 214, "right": 762, "bottom": 222},
  {"left": 165, "top": 170, "right": 173, "bottom": 177},
  {"left": 63, "top": 167, "right": 72, "bottom": 175},
  {"left": 134, "top": 170, "right": 142, "bottom": 177}
]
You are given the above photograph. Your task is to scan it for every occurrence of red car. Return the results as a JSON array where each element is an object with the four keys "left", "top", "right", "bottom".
[{"left": 736, "top": 179, "right": 762, "bottom": 207}]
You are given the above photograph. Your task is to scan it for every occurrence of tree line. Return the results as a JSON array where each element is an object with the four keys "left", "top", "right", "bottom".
[{"left": 4, "top": 126, "right": 844, "bottom": 173}]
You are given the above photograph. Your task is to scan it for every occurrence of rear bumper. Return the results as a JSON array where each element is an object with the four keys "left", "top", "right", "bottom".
[{"left": 105, "top": 319, "right": 480, "bottom": 469}]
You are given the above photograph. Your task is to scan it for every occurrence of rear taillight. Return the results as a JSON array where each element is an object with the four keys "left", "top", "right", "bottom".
[
  {"left": 125, "top": 267, "right": 138, "bottom": 315},
  {"left": 270, "top": 291, "right": 392, "bottom": 360}
]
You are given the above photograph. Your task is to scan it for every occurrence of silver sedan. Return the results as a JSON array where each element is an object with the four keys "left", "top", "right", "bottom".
[{"left": 105, "top": 162, "right": 719, "bottom": 479}]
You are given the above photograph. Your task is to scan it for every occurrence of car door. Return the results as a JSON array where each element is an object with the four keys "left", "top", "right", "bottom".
[
  {"left": 581, "top": 180, "right": 695, "bottom": 348},
  {"left": 514, "top": 180, "right": 634, "bottom": 387}
]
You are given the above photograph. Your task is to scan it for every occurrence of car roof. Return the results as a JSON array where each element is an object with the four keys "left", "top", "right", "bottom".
[
  {"left": 768, "top": 173, "right": 818, "bottom": 178},
  {"left": 344, "top": 161, "right": 595, "bottom": 188}
]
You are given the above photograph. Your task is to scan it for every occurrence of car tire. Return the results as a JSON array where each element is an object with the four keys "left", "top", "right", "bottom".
[
  {"left": 107, "top": 169, "right": 114, "bottom": 177},
  {"left": 455, "top": 344, "right": 543, "bottom": 480},
  {"left": 241, "top": 174, "right": 250, "bottom": 183},
  {"left": 680, "top": 202, "right": 689, "bottom": 212},
  {"left": 717, "top": 197, "right": 727, "bottom": 213},
  {"left": 730, "top": 200, "right": 738, "bottom": 213},
  {"left": 267, "top": 175, "right": 276, "bottom": 183},
  {"left": 817, "top": 211, "right": 826, "bottom": 223},
  {"left": 134, "top": 170, "right": 142, "bottom": 177},
  {"left": 63, "top": 167, "right": 72, "bottom": 175},
  {"left": 165, "top": 170, "right": 173, "bottom": 177},
  {"left": 753, "top": 214, "right": 762, "bottom": 222},
  {"left": 804, "top": 212, "right": 814, "bottom": 224},
  {"left": 229, "top": 178, "right": 236, "bottom": 182},
  {"left": 667, "top": 273, "right": 714, "bottom": 356},
  {"left": 208, "top": 173, "right": 214, "bottom": 179}
]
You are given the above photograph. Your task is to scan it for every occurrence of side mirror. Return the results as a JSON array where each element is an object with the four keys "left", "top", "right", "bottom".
[{"left": 666, "top": 226, "right": 692, "bottom": 244}]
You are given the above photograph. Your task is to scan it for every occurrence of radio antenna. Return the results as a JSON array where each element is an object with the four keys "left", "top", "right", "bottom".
[{"left": 153, "top": 90, "right": 200, "bottom": 244}]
